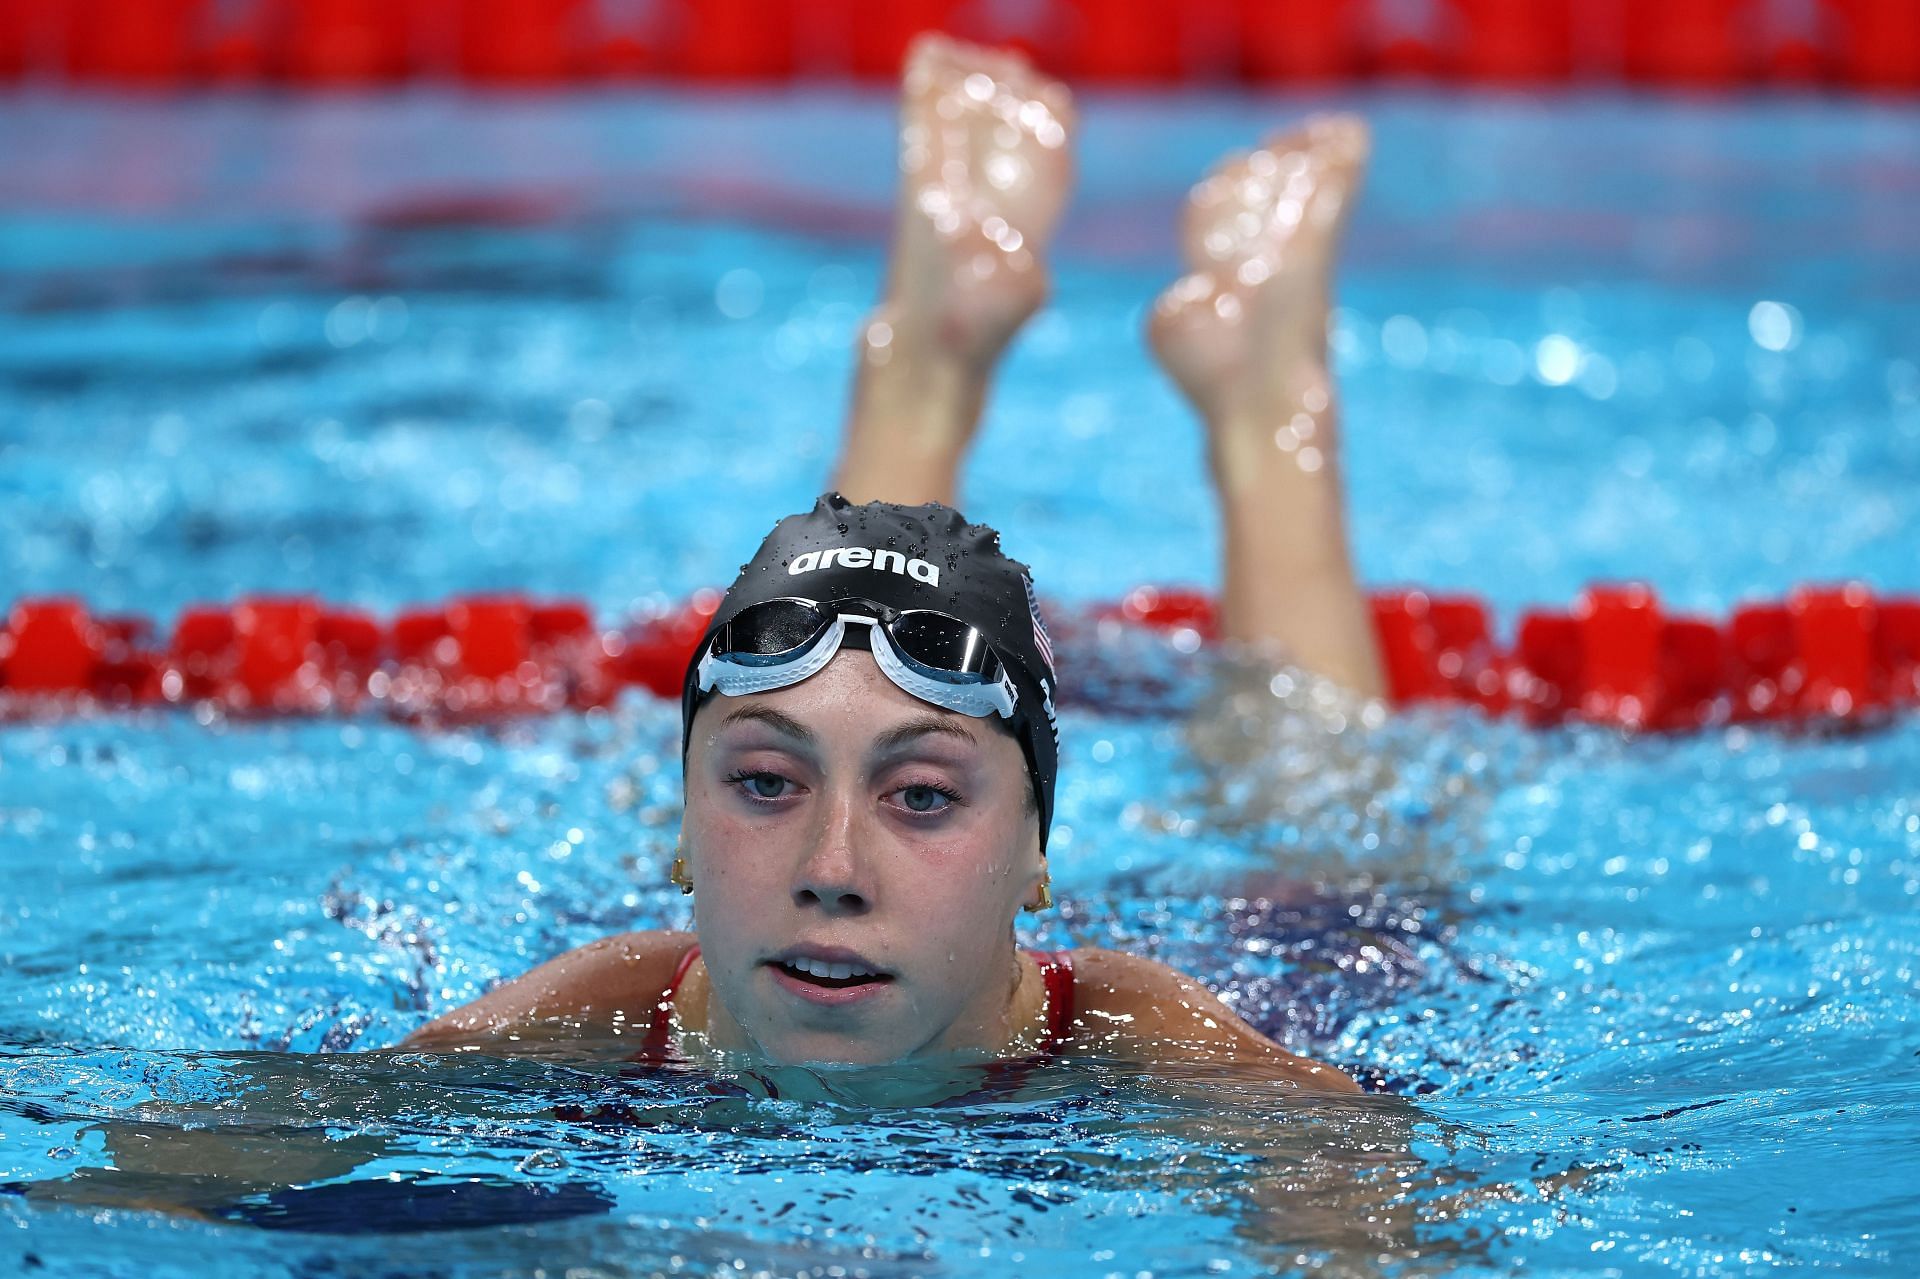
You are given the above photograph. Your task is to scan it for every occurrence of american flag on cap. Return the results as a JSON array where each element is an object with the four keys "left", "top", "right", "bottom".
[{"left": 1022, "top": 574, "right": 1055, "bottom": 676}]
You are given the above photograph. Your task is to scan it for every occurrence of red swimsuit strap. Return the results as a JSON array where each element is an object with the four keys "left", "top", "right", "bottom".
[
  {"left": 634, "top": 942, "right": 701, "bottom": 1062},
  {"left": 1027, "top": 948, "right": 1077, "bottom": 1053}
]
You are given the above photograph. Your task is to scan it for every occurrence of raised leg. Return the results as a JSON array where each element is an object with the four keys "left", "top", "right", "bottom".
[
  {"left": 1148, "top": 116, "right": 1384, "bottom": 698},
  {"left": 830, "top": 34, "right": 1075, "bottom": 508}
]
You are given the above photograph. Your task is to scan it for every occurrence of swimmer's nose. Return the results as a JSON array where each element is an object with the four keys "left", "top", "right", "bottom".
[{"left": 792, "top": 791, "right": 874, "bottom": 915}]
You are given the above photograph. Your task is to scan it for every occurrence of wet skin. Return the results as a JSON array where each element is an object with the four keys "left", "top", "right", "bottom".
[
  {"left": 681, "top": 647, "right": 1050, "bottom": 1067},
  {"left": 402, "top": 36, "right": 1362, "bottom": 1092},
  {"left": 403, "top": 648, "right": 1360, "bottom": 1096},
  {"left": 833, "top": 33, "right": 1076, "bottom": 508}
]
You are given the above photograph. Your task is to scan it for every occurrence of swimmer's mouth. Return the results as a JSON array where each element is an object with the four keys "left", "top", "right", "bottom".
[{"left": 766, "top": 949, "right": 895, "bottom": 990}]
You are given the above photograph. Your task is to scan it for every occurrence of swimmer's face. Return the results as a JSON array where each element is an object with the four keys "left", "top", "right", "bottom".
[{"left": 681, "top": 648, "right": 1044, "bottom": 1066}]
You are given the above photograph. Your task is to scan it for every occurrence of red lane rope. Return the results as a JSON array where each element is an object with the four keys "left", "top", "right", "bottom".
[
  {"left": 1, "top": 2, "right": 1914, "bottom": 91},
  {"left": 4, "top": 584, "right": 1916, "bottom": 731}
]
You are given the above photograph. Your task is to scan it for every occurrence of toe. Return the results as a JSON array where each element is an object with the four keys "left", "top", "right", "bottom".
[
  {"left": 1302, "top": 117, "right": 1371, "bottom": 230},
  {"left": 902, "top": 32, "right": 951, "bottom": 93},
  {"left": 906, "top": 33, "right": 1047, "bottom": 102},
  {"left": 1260, "top": 115, "right": 1369, "bottom": 186},
  {"left": 1242, "top": 115, "right": 1369, "bottom": 238},
  {"left": 1257, "top": 115, "right": 1368, "bottom": 176},
  {"left": 1305, "top": 113, "right": 1370, "bottom": 165},
  {"left": 1037, "top": 79, "right": 1075, "bottom": 129},
  {"left": 1180, "top": 151, "right": 1257, "bottom": 268}
]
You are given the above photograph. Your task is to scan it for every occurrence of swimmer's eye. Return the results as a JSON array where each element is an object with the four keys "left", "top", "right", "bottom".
[
  {"left": 889, "top": 782, "right": 964, "bottom": 816},
  {"left": 723, "top": 770, "right": 796, "bottom": 802}
]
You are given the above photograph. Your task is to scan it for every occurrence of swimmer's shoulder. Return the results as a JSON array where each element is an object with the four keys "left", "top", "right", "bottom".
[
  {"left": 398, "top": 929, "right": 695, "bottom": 1052},
  {"left": 1065, "top": 947, "right": 1362, "bottom": 1094}
]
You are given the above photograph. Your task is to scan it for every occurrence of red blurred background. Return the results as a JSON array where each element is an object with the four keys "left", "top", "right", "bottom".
[{"left": 0, "top": 0, "right": 1914, "bottom": 91}]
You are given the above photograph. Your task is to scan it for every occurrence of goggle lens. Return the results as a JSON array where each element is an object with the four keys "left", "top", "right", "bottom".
[
  {"left": 713, "top": 600, "right": 832, "bottom": 664},
  {"left": 889, "top": 611, "right": 1001, "bottom": 683}
]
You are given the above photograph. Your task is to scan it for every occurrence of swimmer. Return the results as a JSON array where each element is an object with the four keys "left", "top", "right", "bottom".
[
  {"left": 17, "top": 40, "right": 1597, "bottom": 1259},
  {"left": 403, "top": 34, "right": 1386, "bottom": 1099}
]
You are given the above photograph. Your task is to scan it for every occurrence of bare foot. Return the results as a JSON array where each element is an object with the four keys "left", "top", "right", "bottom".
[
  {"left": 831, "top": 36, "right": 1076, "bottom": 506},
  {"left": 1147, "top": 115, "right": 1384, "bottom": 696},
  {"left": 874, "top": 33, "right": 1076, "bottom": 377},
  {"left": 1147, "top": 115, "right": 1368, "bottom": 448}
]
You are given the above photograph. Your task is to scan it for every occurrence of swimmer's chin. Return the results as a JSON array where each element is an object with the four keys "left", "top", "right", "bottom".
[
  {"left": 708, "top": 1026, "right": 995, "bottom": 1079},
  {"left": 716, "top": 1048, "right": 1005, "bottom": 1107},
  {"left": 716, "top": 1032, "right": 913, "bottom": 1073}
]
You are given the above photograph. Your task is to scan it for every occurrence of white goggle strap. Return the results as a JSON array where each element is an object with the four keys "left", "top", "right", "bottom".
[
  {"left": 696, "top": 614, "right": 846, "bottom": 697},
  {"left": 868, "top": 623, "right": 1019, "bottom": 720}
]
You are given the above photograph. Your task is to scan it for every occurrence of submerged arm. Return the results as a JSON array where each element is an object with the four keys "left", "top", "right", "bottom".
[
  {"left": 1068, "top": 947, "right": 1363, "bottom": 1094},
  {"left": 1071, "top": 949, "right": 1590, "bottom": 1264},
  {"left": 19, "top": 931, "right": 689, "bottom": 1219}
]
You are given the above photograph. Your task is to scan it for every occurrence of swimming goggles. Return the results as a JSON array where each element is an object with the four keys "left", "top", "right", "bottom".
[{"left": 694, "top": 597, "right": 1019, "bottom": 720}]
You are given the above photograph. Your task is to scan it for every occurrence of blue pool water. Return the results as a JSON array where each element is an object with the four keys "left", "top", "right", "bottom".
[{"left": 2, "top": 89, "right": 1918, "bottom": 1276}]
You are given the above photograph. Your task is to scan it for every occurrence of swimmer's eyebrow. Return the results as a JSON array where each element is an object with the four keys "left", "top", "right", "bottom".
[
  {"left": 871, "top": 714, "right": 978, "bottom": 757},
  {"left": 717, "top": 705, "right": 814, "bottom": 744},
  {"left": 714, "top": 707, "right": 976, "bottom": 755}
]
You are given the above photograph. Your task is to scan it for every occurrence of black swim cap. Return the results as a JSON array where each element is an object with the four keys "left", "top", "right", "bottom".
[{"left": 682, "top": 493, "right": 1060, "bottom": 848}]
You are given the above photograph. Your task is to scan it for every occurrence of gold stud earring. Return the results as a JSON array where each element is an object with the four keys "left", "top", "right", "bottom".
[
  {"left": 669, "top": 856, "right": 693, "bottom": 895},
  {"left": 1024, "top": 877, "right": 1053, "bottom": 913}
]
